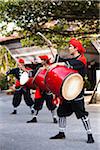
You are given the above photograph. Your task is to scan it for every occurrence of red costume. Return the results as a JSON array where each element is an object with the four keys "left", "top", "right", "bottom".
[
  {"left": 50, "top": 38, "right": 94, "bottom": 143},
  {"left": 27, "top": 55, "right": 57, "bottom": 123},
  {"left": 6, "top": 58, "right": 34, "bottom": 114}
]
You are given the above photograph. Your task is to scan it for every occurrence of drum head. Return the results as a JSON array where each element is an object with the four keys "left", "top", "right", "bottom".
[
  {"left": 61, "top": 73, "right": 84, "bottom": 100},
  {"left": 20, "top": 72, "right": 29, "bottom": 85}
]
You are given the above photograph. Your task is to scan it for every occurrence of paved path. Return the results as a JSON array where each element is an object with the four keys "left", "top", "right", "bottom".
[{"left": 0, "top": 93, "right": 100, "bottom": 150}]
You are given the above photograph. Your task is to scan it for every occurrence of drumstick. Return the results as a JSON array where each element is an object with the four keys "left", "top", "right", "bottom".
[
  {"left": 37, "top": 32, "right": 52, "bottom": 47},
  {"left": 37, "top": 32, "right": 55, "bottom": 58},
  {"left": 4, "top": 46, "right": 18, "bottom": 65}
]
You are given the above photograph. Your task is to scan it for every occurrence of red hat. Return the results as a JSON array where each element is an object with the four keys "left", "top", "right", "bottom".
[
  {"left": 39, "top": 55, "right": 51, "bottom": 65},
  {"left": 69, "top": 38, "right": 86, "bottom": 53},
  {"left": 18, "top": 58, "right": 25, "bottom": 64},
  {"left": 39, "top": 55, "right": 48, "bottom": 60}
]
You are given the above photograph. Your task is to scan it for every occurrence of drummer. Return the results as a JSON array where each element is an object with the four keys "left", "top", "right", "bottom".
[
  {"left": 27, "top": 55, "right": 58, "bottom": 123},
  {"left": 6, "top": 58, "right": 34, "bottom": 114},
  {"left": 49, "top": 38, "right": 94, "bottom": 143}
]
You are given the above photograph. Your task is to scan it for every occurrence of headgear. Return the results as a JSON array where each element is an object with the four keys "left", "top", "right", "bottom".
[
  {"left": 69, "top": 38, "right": 86, "bottom": 53},
  {"left": 39, "top": 55, "right": 50, "bottom": 64},
  {"left": 39, "top": 55, "right": 49, "bottom": 60},
  {"left": 18, "top": 58, "right": 25, "bottom": 64}
]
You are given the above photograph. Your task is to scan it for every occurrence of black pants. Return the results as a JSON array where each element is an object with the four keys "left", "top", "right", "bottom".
[
  {"left": 12, "top": 88, "right": 34, "bottom": 108},
  {"left": 57, "top": 98, "right": 88, "bottom": 119},
  {"left": 34, "top": 92, "right": 57, "bottom": 111}
]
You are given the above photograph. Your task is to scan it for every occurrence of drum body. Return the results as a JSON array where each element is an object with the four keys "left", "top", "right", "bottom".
[
  {"left": 34, "top": 68, "right": 48, "bottom": 91},
  {"left": 45, "top": 65, "right": 84, "bottom": 100},
  {"left": 26, "top": 77, "right": 35, "bottom": 89}
]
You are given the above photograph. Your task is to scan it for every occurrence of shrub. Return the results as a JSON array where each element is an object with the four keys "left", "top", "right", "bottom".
[{"left": 0, "top": 73, "right": 8, "bottom": 90}]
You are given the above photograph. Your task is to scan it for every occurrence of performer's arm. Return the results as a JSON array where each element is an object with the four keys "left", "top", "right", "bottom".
[
  {"left": 65, "top": 59, "right": 85, "bottom": 70},
  {"left": 6, "top": 68, "right": 18, "bottom": 76},
  {"left": 28, "top": 63, "right": 43, "bottom": 77},
  {"left": 54, "top": 54, "right": 72, "bottom": 63},
  {"left": 55, "top": 55, "right": 84, "bottom": 69}
]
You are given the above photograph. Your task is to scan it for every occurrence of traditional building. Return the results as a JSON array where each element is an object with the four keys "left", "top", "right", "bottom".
[{"left": 0, "top": 36, "right": 100, "bottom": 93}]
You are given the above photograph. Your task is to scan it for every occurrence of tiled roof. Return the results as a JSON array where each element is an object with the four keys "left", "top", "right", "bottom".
[{"left": 0, "top": 35, "right": 21, "bottom": 43}]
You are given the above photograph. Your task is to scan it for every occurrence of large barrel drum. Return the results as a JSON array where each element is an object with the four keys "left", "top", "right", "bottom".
[{"left": 44, "top": 64, "right": 84, "bottom": 100}]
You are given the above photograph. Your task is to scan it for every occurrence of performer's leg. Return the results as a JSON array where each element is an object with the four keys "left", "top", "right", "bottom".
[
  {"left": 23, "top": 88, "right": 34, "bottom": 113},
  {"left": 11, "top": 107, "right": 17, "bottom": 114},
  {"left": 51, "top": 109, "right": 58, "bottom": 123},
  {"left": 27, "top": 97, "right": 44, "bottom": 123},
  {"left": 50, "top": 100, "right": 72, "bottom": 139},
  {"left": 45, "top": 92, "right": 57, "bottom": 123},
  {"left": 27, "top": 110, "right": 39, "bottom": 123},
  {"left": 73, "top": 98, "right": 95, "bottom": 143},
  {"left": 81, "top": 116, "right": 94, "bottom": 143},
  {"left": 11, "top": 89, "right": 22, "bottom": 114},
  {"left": 50, "top": 117, "right": 66, "bottom": 139},
  {"left": 30, "top": 104, "right": 35, "bottom": 114}
]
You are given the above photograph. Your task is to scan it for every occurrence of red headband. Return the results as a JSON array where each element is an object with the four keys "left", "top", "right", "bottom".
[
  {"left": 39, "top": 55, "right": 51, "bottom": 65},
  {"left": 18, "top": 58, "right": 25, "bottom": 64},
  {"left": 39, "top": 55, "right": 49, "bottom": 60},
  {"left": 69, "top": 38, "right": 86, "bottom": 53}
]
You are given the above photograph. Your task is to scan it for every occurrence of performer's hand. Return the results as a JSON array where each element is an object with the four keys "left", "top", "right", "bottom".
[
  {"left": 57, "top": 62, "right": 65, "bottom": 66},
  {"left": 65, "top": 61, "right": 73, "bottom": 69},
  {"left": 20, "top": 66, "right": 29, "bottom": 73},
  {"left": 28, "top": 71, "right": 33, "bottom": 77},
  {"left": 6, "top": 70, "right": 10, "bottom": 75},
  {"left": 50, "top": 62, "right": 65, "bottom": 68}
]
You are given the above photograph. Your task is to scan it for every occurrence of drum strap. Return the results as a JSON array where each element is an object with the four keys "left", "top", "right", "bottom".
[
  {"left": 41, "top": 68, "right": 52, "bottom": 92},
  {"left": 54, "top": 54, "right": 60, "bottom": 63},
  {"left": 56, "top": 55, "right": 59, "bottom": 63},
  {"left": 32, "top": 67, "right": 45, "bottom": 84},
  {"left": 74, "top": 96, "right": 84, "bottom": 101},
  {"left": 65, "top": 61, "right": 73, "bottom": 69},
  {"left": 46, "top": 91, "right": 53, "bottom": 95}
]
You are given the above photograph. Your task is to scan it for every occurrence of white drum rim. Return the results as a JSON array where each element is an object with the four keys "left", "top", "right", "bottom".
[
  {"left": 20, "top": 72, "right": 29, "bottom": 85},
  {"left": 61, "top": 73, "right": 84, "bottom": 100}
]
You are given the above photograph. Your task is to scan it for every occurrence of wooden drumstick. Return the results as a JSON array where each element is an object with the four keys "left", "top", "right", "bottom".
[
  {"left": 37, "top": 32, "right": 52, "bottom": 46},
  {"left": 37, "top": 32, "right": 56, "bottom": 58}
]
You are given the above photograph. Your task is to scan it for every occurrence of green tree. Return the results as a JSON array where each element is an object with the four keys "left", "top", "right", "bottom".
[
  {"left": 0, "top": 0, "right": 99, "bottom": 48},
  {"left": 0, "top": 47, "right": 16, "bottom": 73}
]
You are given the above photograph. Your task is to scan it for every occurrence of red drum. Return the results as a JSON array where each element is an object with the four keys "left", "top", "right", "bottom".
[
  {"left": 45, "top": 64, "right": 84, "bottom": 100},
  {"left": 33, "top": 68, "right": 49, "bottom": 91},
  {"left": 19, "top": 68, "right": 48, "bottom": 90},
  {"left": 26, "top": 77, "right": 36, "bottom": 89}
]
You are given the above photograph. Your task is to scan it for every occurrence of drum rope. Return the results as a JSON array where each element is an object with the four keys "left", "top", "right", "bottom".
[{"left": 31, "top": 67, "right": 46, "bottom": 85}]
